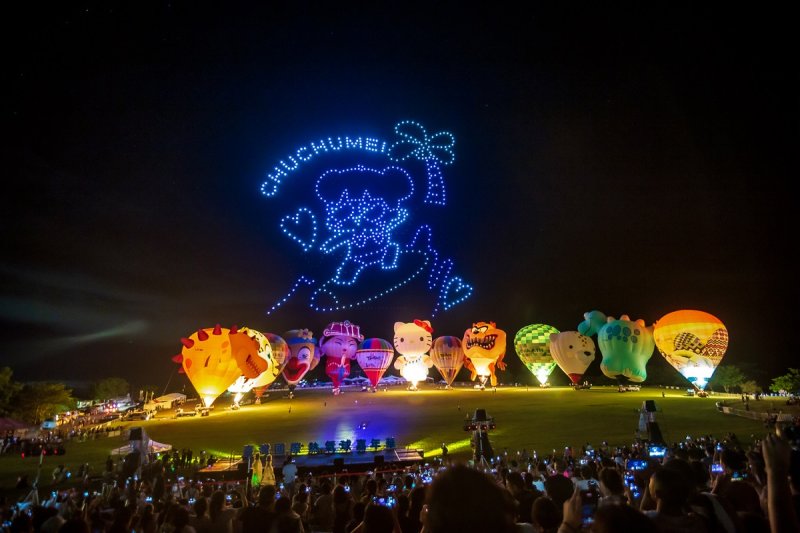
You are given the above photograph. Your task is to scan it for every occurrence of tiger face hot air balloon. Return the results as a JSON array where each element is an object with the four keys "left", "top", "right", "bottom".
[
  {"left": 549, "top": 331, "right": 596, "bottom": 385},
  {"left": 430, "top": 336, "right": 465, "bottom": 388},
  {"left": 653, "top": 310, "right": 728, "bottom": 390},
  {"left": 514, "top": 324, "right": 560, "bottom": 386},
  {"left": 356, "top": 338, "right": 394, "bottom": 390},
  {"left": 462, "top": 322, "right": 507, "bottom": 388},
  {"left": 178, "top": 324, "right": 243, "bottom": 408}
]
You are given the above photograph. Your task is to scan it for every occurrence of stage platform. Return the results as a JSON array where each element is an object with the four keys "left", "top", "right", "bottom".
[{"left": 197, "top": 448, "right": 425, "bottom": 479}]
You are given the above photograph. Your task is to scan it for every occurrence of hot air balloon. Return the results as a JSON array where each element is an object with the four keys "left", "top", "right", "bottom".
[
  {"left": 430, "top": 336, "right": 465, "bottom": 388},
  {"left": 653, "top": 310, "right": 728, "bottom": 391},
  {"left": 549, "top": 331, "right": 596, "bottom": 385},
  {"left": 462, "top": 321, "right": 507, "bottom": 388},
  {"left": 578, "top": 311, "right": 655, "bottom": 384},
  {"left": 178, "top": 324, "right": 242, "bottom": 408},
  {"left": 392, "top": 320, "right": 434, "bottom": 391},
  {"left": 232, "top": 327, "right": 275, "bottom": 402},
  {"left": 357, "top": 338, "right": 395, "bottom": 391},
  {"left": 320, "top": 320, "right": 363, "bottom": 395},
  {"left": 282, "top": 329, "right": 320, "bottom": 393},
  {"left": 251, "top": 332, "right": 289, "bottom": 402},
  {"left": 513, "top": 324, "right": 560, "bottom": 386}
]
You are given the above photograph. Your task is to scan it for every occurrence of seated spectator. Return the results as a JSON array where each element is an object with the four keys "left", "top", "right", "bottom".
[
  {"left": 531, "top": 497, "right": 560, "bottom": 533},
  {"left": 420, "top": 464, "right": 516, "bottom": 533},
  {"left": 590, "top": 501, "right": 657, "bottom": 533},
  {"left": 346, "top": 500, "right": 367, "bottom": 533},
  {"left": 332, "top": 483, "right": 354, "bottom": 533},
  {"left": 645, "top": 467, "right": 709, "bottom": 532},
  {"left": 240, "top": 486, "right": 276, "bottom": 533},
  {"left": 311, "top": 480, "right": 334, "bottom": 531},
  {"left": 273, "top": 496, "right": 304, "bottom": 533},
  {"left": 507, "top": 471, "right": 539, "bottom": 523},
  {"left": 544, "top": 475, "right": 574, "bottom": 513},
  {"left": 351, "top": 502, "right": 400, "bottom": 533},
  {"left": 597, "top": 468, "right": 626, "bottom": 506}
]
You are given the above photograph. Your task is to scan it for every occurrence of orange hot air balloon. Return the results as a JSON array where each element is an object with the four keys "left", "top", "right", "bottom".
[
  {"left": 179, "top": 324, "right": 242, "bottom": 408},
  {"left": 235, "top": 327, "right": 275, "bottom": 391},
  {"left": 230, "top": 327, "right": 270, "bottom": 379},
  {"left": 653, "top": 310, "right": 729, "bottom": 391},
  {"left": 429, "top": 336, "right": 465, "bottom": 388}
]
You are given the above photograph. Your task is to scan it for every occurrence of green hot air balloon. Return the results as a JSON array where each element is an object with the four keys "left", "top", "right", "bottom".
[{"left": 514, "top": 324, "right": 560, "bottom": 386}]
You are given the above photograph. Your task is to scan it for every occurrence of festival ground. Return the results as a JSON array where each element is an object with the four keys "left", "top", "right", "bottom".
[{"left": 0, "top": 385, "right": 775, "bottom": 491}]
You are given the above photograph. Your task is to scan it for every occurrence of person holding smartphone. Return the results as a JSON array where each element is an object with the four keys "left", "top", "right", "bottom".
[{"left": 208, "top": 487, "right": 247, "bottom": 533}]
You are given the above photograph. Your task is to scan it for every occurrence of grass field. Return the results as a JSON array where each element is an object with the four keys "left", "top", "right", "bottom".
[{"left": 0, "top": 385, "right": 772, "bottom": 493}]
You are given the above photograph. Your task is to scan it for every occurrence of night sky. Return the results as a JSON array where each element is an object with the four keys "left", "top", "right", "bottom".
[{"left": 4, "top": 3, "right": 796, "bottom": 391}]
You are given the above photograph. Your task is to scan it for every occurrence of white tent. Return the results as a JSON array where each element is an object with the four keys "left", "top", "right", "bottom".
[
  {"left": 111, "top": 439, "right": 172, "bottom": 456},
  {"left": 152, "top": 392, "right": 187, "bottom": 409}
]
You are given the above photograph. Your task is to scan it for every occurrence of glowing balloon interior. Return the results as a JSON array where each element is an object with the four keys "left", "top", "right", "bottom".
[
  {"left": 179, "top": 325, "right": 243, "bottom": 408},
  {"left": 549, "top": 331, "right": 596, "bottom": 384},
  {"left": 462, "top": 322, "right": 507, "bottom": 387},
  {"left": 513, "top": 324, "right": 560, "bottom": 385},
  {"left": 653, "top": 309, "right": 729, "bottom": 390},
  {"left": 429, "top": 336, "right": 465, "bottom": 387},
  {"left": 237, "top": 328, "right": 275, "bottom": 390},
  {"left": 356, "top": 338, "right": 395, "bottom": 389},
  {"left": 579, "top": 311, "right": 655, "bottom": 384},
  {"left": 392, "top": 320, "right": 434, "bottom": 390}
]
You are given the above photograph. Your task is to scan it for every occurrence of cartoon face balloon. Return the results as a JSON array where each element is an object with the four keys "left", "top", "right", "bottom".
[
  {"left": 320, "top": 320, "right": 363, "bottom": 392},
  {"left": 549, "top": 331, "right": 596, "bottom": 384},
  {"left": 653, "top": 310, "right": 728, "bottom": 390},
  {"left": 430, "top": 336, "right": 465, "bottom": 387},
  {"left": 578, "top": 311, "right": 654, "bottom": 383},
  {"left": 264, "top": 332, "right": 290, "bottom": 378},
  {"left": 179, "top": 324, "right": 243, "bottom": 407},
  {"left": 462, "top": 321, "right": 507, "bottom": 387},
  {"left": 282, "top": 329, "right": 320, "bottom": 386},
  {"left": 237, "top": 328, "right": 275, "bottom": 389},
  {"left": 229, "top": 327, "right": 269, "bottom": 379},
  {"left": 392, "top": 320, "right": 434, "bottom": 390},
  {"left": 513, "top": 324, "right": 560, "bottom": 385},
  {"left": 357, "top": 338, "right": 395, "bottom": 389}
]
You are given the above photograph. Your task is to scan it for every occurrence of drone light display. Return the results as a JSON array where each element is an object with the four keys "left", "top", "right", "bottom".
[{"left": 261, "top": 121, "right": 472, "bottom": 317}]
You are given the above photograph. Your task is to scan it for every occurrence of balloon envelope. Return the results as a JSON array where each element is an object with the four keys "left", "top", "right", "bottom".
[
  {"left": 180, "top": 325, "right": 242, "bottom": 407},
  {"left": 429, "top": 336, "right": 465, "bottom": 386},
  {"left": 282, "top": 329, "right": 320, "bottom": 387},
  {"left": 514, "top": 324, "right": 560, "bottom": 385},
  {"left": 237, "top": 328, "right": 275, "bottom": 389},
  {"left": 549, "top": 331, "right": 596, "bottom": 384},
  {"left": 653, "top": 310, "right": 728, "bottom": 390},
  {"left": 356, "top": 338, "right": 394, "bottom": 388}
]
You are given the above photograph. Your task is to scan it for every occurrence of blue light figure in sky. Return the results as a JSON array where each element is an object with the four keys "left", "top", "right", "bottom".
[{"left": 264, "top": 121, "right": 472, "bottom": 316}]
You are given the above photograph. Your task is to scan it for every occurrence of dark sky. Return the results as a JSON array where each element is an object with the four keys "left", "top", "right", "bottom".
[{"left": 4, "top": 3, "right": 796, "bottom": 390}]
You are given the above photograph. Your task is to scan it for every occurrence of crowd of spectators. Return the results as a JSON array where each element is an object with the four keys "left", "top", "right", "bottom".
[{"left": 2, "top": 424, "right": 798, "bottom": 533}]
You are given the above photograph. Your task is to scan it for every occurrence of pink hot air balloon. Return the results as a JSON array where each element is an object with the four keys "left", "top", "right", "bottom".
[{"left": 356, "top": 338, "right": 394, "bottom": 391}]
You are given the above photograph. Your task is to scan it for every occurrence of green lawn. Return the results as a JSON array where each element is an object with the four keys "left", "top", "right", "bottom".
[{"left": 0, "top": 385, "right": 770, "bottom": 493}]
